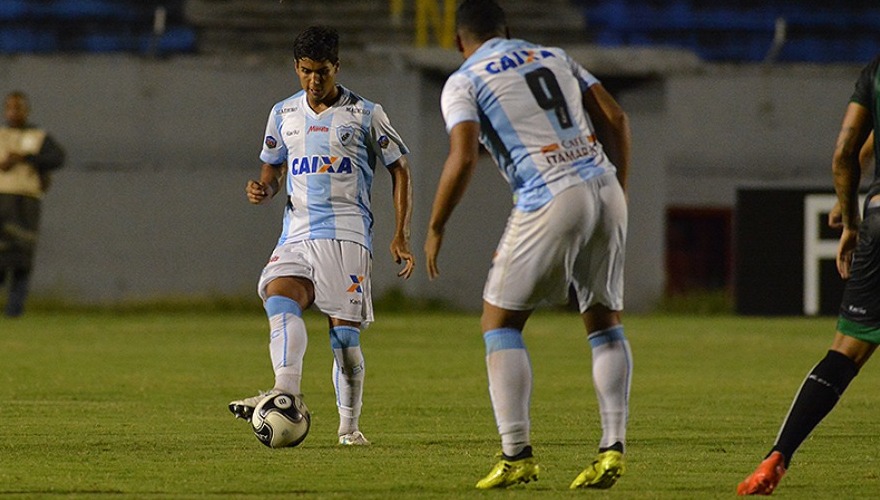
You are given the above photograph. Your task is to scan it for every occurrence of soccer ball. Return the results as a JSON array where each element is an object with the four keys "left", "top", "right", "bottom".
[{"left": 251, "top": 392, "right": 310, "bottom": 448}]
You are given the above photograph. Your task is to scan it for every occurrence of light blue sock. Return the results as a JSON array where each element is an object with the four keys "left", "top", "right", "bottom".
[
  {"left": 588, "top": 325, "right": 632, "bottom": 452},
  {"left": 484, "top": 328, "right": 532, "bottom": 458},
  {"left": 330, "top": 326, "right": 365, "bottom": 435},
  {"left": 264, "top": 296, "right": 307, "bottom": 395}
]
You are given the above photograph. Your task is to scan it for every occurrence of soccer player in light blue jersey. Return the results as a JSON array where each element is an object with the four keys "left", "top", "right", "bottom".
[
  {"left": 230, "top": 26, "right": 415, "bottom": 447},
  {"left": 425, "top": 0, "right": 632, "bottom": 489}
]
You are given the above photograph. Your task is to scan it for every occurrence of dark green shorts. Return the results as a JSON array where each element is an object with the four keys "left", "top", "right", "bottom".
[
  {"left": 838, "top": 204, "right": 880, "bottom": 340},
  {"left": 837, "top": 317, "right": 880, "bottom": 345}
]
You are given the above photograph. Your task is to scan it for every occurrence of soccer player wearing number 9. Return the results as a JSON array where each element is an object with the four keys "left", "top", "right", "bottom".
[{"left": 425, "top": 0, "right": 632, "bottom": 490}]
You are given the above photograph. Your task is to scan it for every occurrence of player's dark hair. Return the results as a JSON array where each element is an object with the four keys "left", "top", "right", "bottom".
[
  {"left": 293, "top": 26, "right": 339, "bottom": 64},
  {"left": 455, "top": 0, "right": 507, "bottom": 40}
]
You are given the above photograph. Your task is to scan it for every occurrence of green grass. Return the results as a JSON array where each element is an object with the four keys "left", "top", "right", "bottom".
[{"left": 1, "top": 310, "right": 879, "bottom": 498}]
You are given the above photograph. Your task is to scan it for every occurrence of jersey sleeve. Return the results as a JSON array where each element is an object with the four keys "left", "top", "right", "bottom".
[
  {"left": 851, "top": 55, "right": 880, "bottom": 111},
  {"left": 369, "top": 103, "right": 408, "bottom": 167},
  {"left": 567, "top": 52, "right": 601, "bottom": 93},
  {"left": 259, "top": 104, "right": 287, "bottom": 165},
  {"left": 440, "top": 72, "right": 479, "bottom": 133}
]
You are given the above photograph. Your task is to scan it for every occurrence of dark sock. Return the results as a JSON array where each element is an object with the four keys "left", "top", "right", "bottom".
[
  {"left": 771, "top": 350, "right": 859, "bottom": 468},
  {"left": 503, "top": 445, "right": 533, "bottom": 461},
  {"left": 600, "top": 441, "right": 624, "bottom": 454}
]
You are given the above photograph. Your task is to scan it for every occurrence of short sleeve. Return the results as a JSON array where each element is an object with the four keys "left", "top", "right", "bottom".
[
  {"left": 370, "top": 103, "right": 408, "bottom": 167},
  {"left": 259, "top": 105, "right": 287, "bottom": 165},
  {"left": 851, "top": 56, "right": 880, "bottom": 111},
  {"left": 440, "top": 72, "right": 479, "bottom": 133},
  {"left": 567, "top": 53, "right": 600, "bottom": 93}
]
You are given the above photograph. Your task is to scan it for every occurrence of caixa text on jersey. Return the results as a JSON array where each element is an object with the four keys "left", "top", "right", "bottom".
[{"left": 289, "top": 155, "right": 354, "bottom": 175}]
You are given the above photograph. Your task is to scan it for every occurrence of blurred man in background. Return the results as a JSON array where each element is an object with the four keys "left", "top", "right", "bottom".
[{"left": 0, "top": 91, "right": 65, "bottom": 317}]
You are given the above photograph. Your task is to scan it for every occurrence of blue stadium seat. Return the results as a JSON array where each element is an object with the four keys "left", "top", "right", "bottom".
[
  {"left": 0, "top": 0, "right": 192, "bottom": 55},
  {"left": 50, "top": 0, "right": 136, "bottom": 20},
  {"left": 0, "top": 27, "right": 58, "bottom": 53},
  {"left": 0, "top": 0, "right": 27, "bottom": 21},
  {"left": 572, "top": 0, "right": 880, "bottom": 63},
  {"left": 78, "top": 32, "right": 138, "bottom": 52},
  {"left": 152, "top": 26, "right": 197, "bottom": 54}
]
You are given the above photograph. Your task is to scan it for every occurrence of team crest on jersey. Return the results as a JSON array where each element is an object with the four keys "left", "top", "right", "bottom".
[
  {"left": 337, "top": 125, "right": 355, "bottom": 145},
  {"left": 347, "top": 275, "right": 365, "bottom": 293},
  {"left": 265, "top": 136, "right": 278, "bottom": 148},
  {"left": 377, "top": 135, "right": 390, "bottom": 149}
]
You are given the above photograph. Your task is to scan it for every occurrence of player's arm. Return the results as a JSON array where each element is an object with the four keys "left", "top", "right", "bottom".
[
  {"left": 583, "top": 84, "right": 631, "bottom": 191},
  {"left": 829, "top": 130, "right": 874, "bottom": 229},
  {"left": 831, "top": 102, "right": 871, "bottom": 278},
  {"left": 425, "top": 120, "right": 481, "bottom": 280},
  {"left": 246, "top": 162, "right": 285, "bottom": 205},
  {"left": 388, "top": 155, "right": 415, "bottom": 279},
  {"left": 859, "top": 130, "right": 875, "bottom": 177}
]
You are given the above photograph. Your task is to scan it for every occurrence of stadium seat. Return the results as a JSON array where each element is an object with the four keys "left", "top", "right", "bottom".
[
  {"left": 0, "top": 27, "right": 58, "bottom": 53},
  {"left": 572, "top": 0, "right": 880, "bottom": 63},
  {"left": 0, "top": 0, "right": 27, "bottom": 21}
]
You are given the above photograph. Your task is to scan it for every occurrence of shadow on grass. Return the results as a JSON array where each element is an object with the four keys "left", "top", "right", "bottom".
[{"left": 12, "top": 287, "right": 462, "bottom": 316}]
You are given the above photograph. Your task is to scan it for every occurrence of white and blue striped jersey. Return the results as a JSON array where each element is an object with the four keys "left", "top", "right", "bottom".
[
  {"left": 441, "top": 37, "right": 616, "bottom": 212},
  {"left": 260, "top": 85, "right": 408, "bottom": 251}
]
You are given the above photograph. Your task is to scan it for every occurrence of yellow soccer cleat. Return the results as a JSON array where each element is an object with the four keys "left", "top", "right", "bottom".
[
  {"left": 570, "top": 450, "right": 625, "bottom": 489},
  {"left": 475, "top": 450, "right": 540, "bottom": 489}
]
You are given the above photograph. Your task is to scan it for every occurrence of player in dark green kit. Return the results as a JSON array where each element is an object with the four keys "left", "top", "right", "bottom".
[{"left": 738, "top": 55, "right": 880, "bottom": 496}]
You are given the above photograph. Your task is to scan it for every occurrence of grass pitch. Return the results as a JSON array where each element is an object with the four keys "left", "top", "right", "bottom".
[{"left": 1, "top": 310, "right": 879, "bottom": 498}]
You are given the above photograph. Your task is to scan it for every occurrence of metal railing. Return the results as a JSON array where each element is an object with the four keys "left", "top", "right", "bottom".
[{"left": 390, "top": 0, "right": 456, "bottom": 48}]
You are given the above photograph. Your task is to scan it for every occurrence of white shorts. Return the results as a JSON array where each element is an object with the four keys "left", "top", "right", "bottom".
[
  {"left": 257, "top": 239, "right": 374, "bottom": 326},
  {"left": 483, "top": 172, "right": 626, "bottom": 313}
]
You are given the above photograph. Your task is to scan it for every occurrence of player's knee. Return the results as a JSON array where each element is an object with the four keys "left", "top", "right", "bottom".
[
  {"left": 583, "top": 304, "right": 621, "bottom": 332},
  {"left": 265, "top": 276, "right": 315, "bottom": 306}
]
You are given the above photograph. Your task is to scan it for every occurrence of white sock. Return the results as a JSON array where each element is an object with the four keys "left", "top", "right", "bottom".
[
  {"left": 265, "top": 296, "right": 308, "bottom": 395},
  {"left": 484, "top": 328, "right": 532, "bottom": 458},
  {"left": 589, "top": 325, "right": 632, "bottom": 451},
  {"left": 330, "top": 326, "right": 364, "bottom": 436}
]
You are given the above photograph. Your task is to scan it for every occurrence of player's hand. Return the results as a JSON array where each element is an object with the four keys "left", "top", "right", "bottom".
[
  {"left": 390, "top": 238, "right": 415, "bottom": 279},
  {"left": 246, "top": 180, "right": 273, "bottom": 205},
  {"left": 828, "top": 202, "right": 843, "bottom": 229},
  {"left": 837, "top": 227, "right": 858, "bottom": 279},
  {"left": 424, "top": 228, "right": 443, "bottom": 280}
]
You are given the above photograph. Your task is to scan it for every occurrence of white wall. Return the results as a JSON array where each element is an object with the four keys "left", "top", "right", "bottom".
[
  {"left": 664, "top": 65, "right": 859, "bottom": 207},
  {"left": 2, "top": 54, "right": 862, "bottom": 312}
]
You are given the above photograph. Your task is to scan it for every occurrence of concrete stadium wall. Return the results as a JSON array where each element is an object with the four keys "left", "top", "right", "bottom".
[
  {"left": 0, "top": 54, "right": 862, "bottom": 312},
  {"left": 664, "top": 65, "right": 859, "bottom": 207}
]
